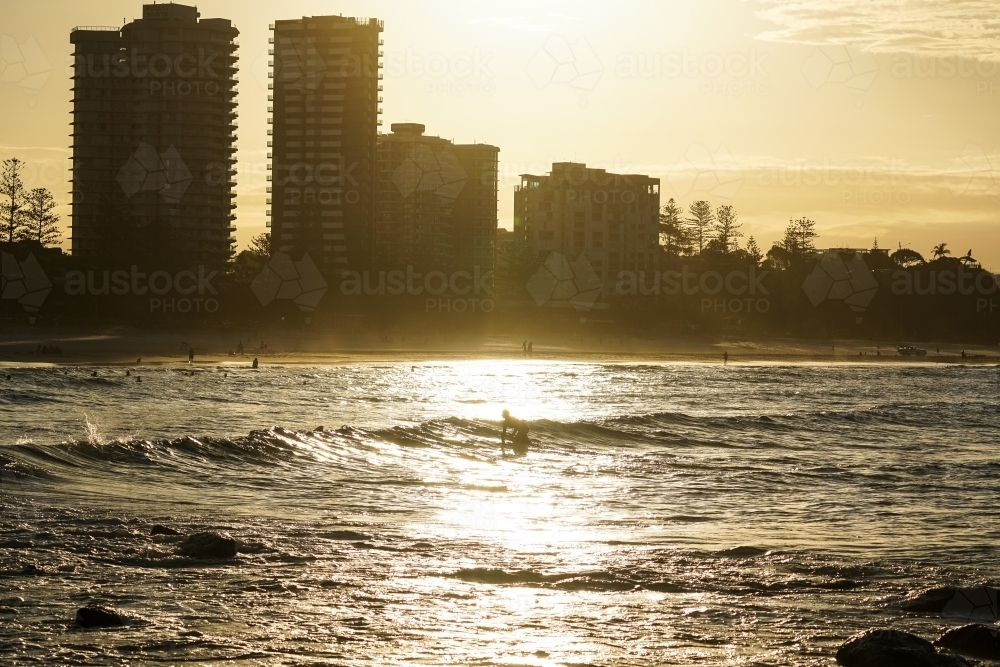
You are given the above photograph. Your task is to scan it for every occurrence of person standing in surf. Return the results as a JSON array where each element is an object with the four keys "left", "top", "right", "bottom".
[{"left": 501, "top": 409, "right": 530, "bottom": 455}]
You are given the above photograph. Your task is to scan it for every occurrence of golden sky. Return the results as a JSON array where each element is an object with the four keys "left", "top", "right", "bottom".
[{"left": 1, "top": 0, "right": 997, "bottom": 268}]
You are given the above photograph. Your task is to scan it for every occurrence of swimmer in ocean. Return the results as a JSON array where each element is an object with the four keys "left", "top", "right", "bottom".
[{"left": 501, "top": 409, "right": 530, "bottom": 455}]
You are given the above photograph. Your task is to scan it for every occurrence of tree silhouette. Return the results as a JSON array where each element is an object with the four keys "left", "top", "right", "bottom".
[
  {"left": 745, "top": 236, "right": 762, "bottom": 265},
  {"left": 232, "top": 232, "right": 272, "bottom": 285},
  {"left": 0, "top": 158, "right": 27, "bottom": 244},
  {"left": 658, "top": 198, "right": 689, "bottom": 256},
  {"left": 713, "top": 204, "right": 742, "bottom": 254},
  {"left": 497, "top": 235, "right": 538, "bottom": 299},
  {"left": 890, "top": 248, "right": 924, "bottom": 267},
  {"left": 19, "top": 187, "right": 61, "bottom": 246},
  {"left": 781, "top": 217, "right": 818, "bottom": 255},
  {"left": 686, "top": 200, "right": 714, "bottom": 254},
  {"left": 931, "top": 243, "right": 950, "bottom": 260}
]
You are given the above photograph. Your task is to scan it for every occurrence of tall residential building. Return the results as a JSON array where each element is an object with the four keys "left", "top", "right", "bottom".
[
  {"left": 514, "top": 162, "right": 660, "bottom": 282},
  {"left": 268, "top": 15, "right": 383, "bottom": 271},
  {"left": 376, "top": 123, "right": 498, "bottom": 273},
  {"left": 70, "top": 3, "right": 238, "bottom": 269}
]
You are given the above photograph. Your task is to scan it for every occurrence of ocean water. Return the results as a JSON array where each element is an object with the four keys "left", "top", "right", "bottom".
[{"left": 2, "top": 361, "right": 999, "bottom": 665}]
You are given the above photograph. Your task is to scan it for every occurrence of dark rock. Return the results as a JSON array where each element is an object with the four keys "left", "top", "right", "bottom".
[
  {"left": 75, "top": 605, "right": 126, "bottom": 628},
  {"left": 902, "top": 585, "right": 999, "bottom": 619},
  {"left": 902, "top": 586, "right": 958, "bottom": 612},
  {"left": 176, "top": 531, "right": 237, "bottom": 559},
  {"left": 836, "top": 628, "right": 972, "bottom": 667},
  {"left": 150, "top": 524, "right": 181, "bottom": 536},
  {"left": 936, "top": 624, "right": 1000, "bottom": 660}
]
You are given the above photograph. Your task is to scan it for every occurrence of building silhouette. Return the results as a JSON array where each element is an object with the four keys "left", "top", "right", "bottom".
[
  {"left": 514, "top": 163, "right": 660, "bottom": 282},
  {"left": 70, "top": 3, "right": 238, "bottom": 269},
  {"left": 375, "top": 123, "right": 498, "bottom": 273},
  {"left": 267, "top": 14, "right": 383, "bottom": 270}
]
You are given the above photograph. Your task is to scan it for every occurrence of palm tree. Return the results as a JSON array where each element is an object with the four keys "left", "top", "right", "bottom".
[{"left": 931, "top": 243, "right": 950, "bottom": 260}]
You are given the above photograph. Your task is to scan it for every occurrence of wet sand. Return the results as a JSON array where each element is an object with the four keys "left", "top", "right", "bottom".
[{"left": 0, "top": 323, "right": 996, "bottom": 366}]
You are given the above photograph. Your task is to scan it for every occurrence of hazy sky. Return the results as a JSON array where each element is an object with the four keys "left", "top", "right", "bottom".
[{"left": 1, "top": 0, "right": 997, "bottom": 268}]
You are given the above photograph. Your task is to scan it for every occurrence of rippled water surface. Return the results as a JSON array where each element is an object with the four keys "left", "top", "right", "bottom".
[{"left": 2, "top": 361, "right": 999, "bottom": 665}]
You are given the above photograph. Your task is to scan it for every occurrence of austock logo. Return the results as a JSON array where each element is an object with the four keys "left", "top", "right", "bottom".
[
  {"left": 339, "top": 266, "right": 494, "bottom": 314},
  {"left": 801, "top": 41, "right": 879, "bottom": 104},
  {"left": 251, "top": 252, "right": 328, "bottom": 319},
  {"left": 526, "top": 252, "right": 603, "bottom": 311},
  {"left": 615, "top": 266, "right": 771, "bottom": 314},
  {"left": 526, "top": 34, "right": 603, "bottom": 104},
  {"left": 801, "top": 251, "right": 878, "bottom": 322},
  {"left": 116, "top": 143, "right": 192, "bottom": 202},
  {"left": 941, "top": 586, "right": 999, "bottom": 621},
  {"left": 949, "top": 143, "right": 999, "bottom": 200},
  {"left": 273, "top": 35, "right": 327, "bottom": 92},
  {"left": 64, "top": 266, "right": 220, "bottom": 314},
  {"left": 392, "top": 144, "right": 468, "bottom": 200},
  {"left": 1, "top": 252, "right": 52, "bottom": 312},
  {"left": 666, "top": 143, "right": 743, "bottom": 201},
  {"left": 0, "top": 35, "right": 51, "bottom": 99}
]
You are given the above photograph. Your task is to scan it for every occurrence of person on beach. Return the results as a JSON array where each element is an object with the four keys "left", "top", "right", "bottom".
[
  {"left": 252, "top": 357, "right": 259, "bottom": 369},
  {"left": 501, "top": 409, "right": 530, "bottom": 455}
]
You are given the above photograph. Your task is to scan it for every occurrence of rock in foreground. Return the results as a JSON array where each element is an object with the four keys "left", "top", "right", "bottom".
[
  {"left": 902, "top": 586, "right": 958, "bottom": 612},
  {"left": 75, "top": 605, "right": 126, "bottom": 628},
  {"left": 902, "top": 585, "right": 999, "bottom": 618},
  {"left": 176, "top": 531, "right": 237, "bottom": 559},
  {"left": 836, "top": 628, "right": 972, "bottom": 667},
  {"left": 936, "top": 624, "right": 1000, "bottom": 660}
]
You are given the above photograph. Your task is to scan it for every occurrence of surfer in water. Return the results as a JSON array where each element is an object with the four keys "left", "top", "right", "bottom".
[{"left": 501, "top": 409, "right": 530, "bottom": 455}]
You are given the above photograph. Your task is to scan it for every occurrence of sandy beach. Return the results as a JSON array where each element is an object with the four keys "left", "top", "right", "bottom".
[{"left": 1, "top": 322, "right": 996, "bottom": 366}]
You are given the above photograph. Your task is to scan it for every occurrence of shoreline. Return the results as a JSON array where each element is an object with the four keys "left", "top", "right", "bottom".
[
  {"left": 1, "top": 350, "right": 997, "bottom": 367},
  {"left": 1, "top": 324, "right": 997, "bottom": 366}
]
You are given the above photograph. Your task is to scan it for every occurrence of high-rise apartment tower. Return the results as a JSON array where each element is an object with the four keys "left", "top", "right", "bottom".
[
  {"left": 70, "top": 3, "right": 238, "bottom": 268},
  {"left": 268, "top": 14, "right": 383, "bottom": 271}
]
